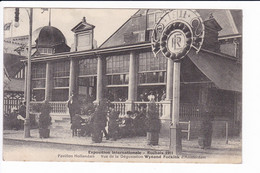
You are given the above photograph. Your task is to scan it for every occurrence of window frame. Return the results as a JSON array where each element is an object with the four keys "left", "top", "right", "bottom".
[{"left": 52, "top": 61, "right": 70, "bottom": 89}]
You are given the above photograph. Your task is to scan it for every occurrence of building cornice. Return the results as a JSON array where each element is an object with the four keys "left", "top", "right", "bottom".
[{"left": 25, "top": 42, "right": 152, "bottom": 62}]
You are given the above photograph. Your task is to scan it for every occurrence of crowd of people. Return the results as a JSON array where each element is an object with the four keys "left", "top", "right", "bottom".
[
  {"left": 139, "top": 90, "right": 166, "bottom": 102},
  {"left": 68, "top": 93, "right": 149, "bottom": 140},
  {"left": 4, "top": 101, "right": 26, "bottom": 130}
]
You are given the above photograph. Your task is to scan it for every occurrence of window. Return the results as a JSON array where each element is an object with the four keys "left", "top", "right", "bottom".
[
  {"left": 106, "top": 54, "right": 130, "bottom": 74},
  {"left": 53, "top": 61, "right": 70, "bottom": 78},
  {"left": 78, "top": 76, "right": 96, "bottom": 101},
  {"left": 52, "top": 89, "right": 69, "bottom": 101},
  {"left": 79, "top": 58, "right": 97, "bottom": 76},
  {"left": 78, "top": 58, "right": 97, "bottom": 101},
  {"left": 53, "top": 61, "right": 70, "bottom": 87},
  {"left": 107, "top": 74, "right": 129, "bottom": 85},
  {"left": 52, "top": 61, "right": 70, "bottom": 101},
  {"left": 138, "top": 51, "right": 166, "bottom": 72},
  {"left": 38, "top": 48, "right": 53, "bottom": 55},
  {"left": 147, "top": 10, "right": 163, "bottom": 29},
  {"left": 138, "top": 51, "right": 167, "bottom": 84},
  {"left": 31, "top": 63, "right": 46, "bottom": 101},
  {"left": 32, "top": 90, "right": 45, "bottom": 101},
  {"left": 138, "top": 72, "right": 166, "bottom": 84},
  {"left": 106, "top": 54, "right": 130, "bottom": 85},
  {"left": 31, "top": 63, "right": 46, "bottom": 88}
]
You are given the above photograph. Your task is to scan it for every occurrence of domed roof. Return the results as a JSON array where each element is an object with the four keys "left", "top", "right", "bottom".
[{"left": 32, "top": 26, "right": 67, "bottom": 47}]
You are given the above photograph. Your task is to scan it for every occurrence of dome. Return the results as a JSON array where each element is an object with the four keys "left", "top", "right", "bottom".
[{"left": 32, "top": 26, "right": 67, "bottom": 47}]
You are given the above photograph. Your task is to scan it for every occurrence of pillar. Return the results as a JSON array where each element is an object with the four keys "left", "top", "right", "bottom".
[
  {"left": 45, "top": 61, "right": 52, "bottom": 101},
  {"left": 160, "top": 58, "right": 174, "bottom": 137},
  {"left": 95, "top": 55, "right": 104, "bottom": 104},
  {"left": 169, "top": 62, "right": 182, "bottom": 155},
  {"left": 126, "top": 51, "right": 137, "bottom": 111},
  {"left": 69, "top": 58, "right": 76, "bottom": 97},
  {"left": 166, "top": 58, "right": 174, "bottom": 101}
]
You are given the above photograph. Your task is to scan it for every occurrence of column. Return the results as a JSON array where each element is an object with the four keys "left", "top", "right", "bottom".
[
  {"left": 69, "top": 58, "right": 76, "bottom": 97},
  {"left": 95, "top": 55, "right": 103, "bottom": 104},
  {"left": 126, "top": 51, "right": 137, "bottom": 111},
  {"left": 45, "top": 61, "right": 52, "bottom": 101},
  {"left": 166, "top": 58, "right": 173, "bottom": 100},
  {"left": 169, "top": 62, "right": 182, "bottom": 155},
  {"left": 160, "top": 58, "right": 173, "bottom": 137}
]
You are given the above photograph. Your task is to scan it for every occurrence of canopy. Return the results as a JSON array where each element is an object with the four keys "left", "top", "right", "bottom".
[{"left": 188, "top": 49, "right": 242, "bottom": 92}]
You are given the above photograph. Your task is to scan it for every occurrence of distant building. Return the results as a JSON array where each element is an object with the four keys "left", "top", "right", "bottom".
[{"left": 3, "top": 53, "right": 26, "bottom": 114}]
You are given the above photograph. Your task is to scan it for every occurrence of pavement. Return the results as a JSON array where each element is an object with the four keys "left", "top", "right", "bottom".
[{"left": 3, "top": 124, "right": 242, "bottom": 163}]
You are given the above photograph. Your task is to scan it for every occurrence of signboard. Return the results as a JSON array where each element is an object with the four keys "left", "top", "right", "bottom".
[{"left": 152, "top": 9, "right": 205, "bottom": 61}]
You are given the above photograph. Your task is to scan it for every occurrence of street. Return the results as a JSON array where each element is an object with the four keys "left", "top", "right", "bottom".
[{"left": 3, "top": 138, "right": 241, "bottom": 163}]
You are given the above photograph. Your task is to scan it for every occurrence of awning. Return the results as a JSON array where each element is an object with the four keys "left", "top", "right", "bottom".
[{"left": 188, "top": 49, "right": 242, "bottom": 92}]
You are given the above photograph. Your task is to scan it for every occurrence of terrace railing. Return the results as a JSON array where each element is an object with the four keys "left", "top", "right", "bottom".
[{"left": 30, "top": 101, "right": 69, "bottom": 115}]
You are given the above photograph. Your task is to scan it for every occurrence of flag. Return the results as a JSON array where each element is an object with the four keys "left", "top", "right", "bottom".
[
  {"left": 41, "top": 8, "right": 48, "bottom": 13},
  {"left": 4, "top": 22, "right": 12, "bottom": 31}
]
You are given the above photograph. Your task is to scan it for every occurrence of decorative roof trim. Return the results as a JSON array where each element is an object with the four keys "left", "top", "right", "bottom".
[{"left": 24, "top": 42, "right": 152, "bottom": 62}]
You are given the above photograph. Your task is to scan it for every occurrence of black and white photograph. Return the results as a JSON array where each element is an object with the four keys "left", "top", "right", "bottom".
[{"left": 2, "top": 6, "right": 243, "bottom": 164}]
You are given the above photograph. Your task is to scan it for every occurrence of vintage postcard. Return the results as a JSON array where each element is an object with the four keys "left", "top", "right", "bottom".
[{"left": 2, "top": 7, "right": 242, "bottom": 163}]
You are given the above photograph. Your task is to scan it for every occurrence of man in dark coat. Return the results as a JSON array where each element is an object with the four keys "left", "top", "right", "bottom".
[
  {"left": 108, "top": 105, "right": 119, "bottom": 140},
  {"left": 18, "top": 101, "right": 26, "bottom": 118},
  {"left": 68, "top": 93, "right": 80, "bottom": 123}
]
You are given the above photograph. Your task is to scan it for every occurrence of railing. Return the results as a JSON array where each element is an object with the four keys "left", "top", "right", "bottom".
[
  {"left": 112, "top": 101, "right": 126, "bottom": 116},
  {"left": 180, "top": 103, "right": 201, "bottom": 118},
  {"left": 111, "top": 101, "right": 202, "bottom": 118},
  {"left": 30, "top": 101, "right": 68, "bottom": 115},
  {"left": 50, "top": 102, "right": 68, "bottom": 115},
  {"left": 3, "top": 92, "right": 24, "bottom": 114},
  {"left": 134, "top": 101, "right": 164, "bottom": 117},
  {"left": 30, "top": 100, "right": 233, "bottom": 119}
]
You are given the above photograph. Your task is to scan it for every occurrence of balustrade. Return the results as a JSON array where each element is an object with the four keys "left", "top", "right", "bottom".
[
  {"left": 29, "top": 100, "right": 229, "bottom": 119},
  {"left": 30, "top": 101, "right": 68, "bottom": 115}
]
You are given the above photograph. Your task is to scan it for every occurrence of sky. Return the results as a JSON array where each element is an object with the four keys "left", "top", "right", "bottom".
[{"left": 3, "top": 8, "right": 137, "bottom": 47}]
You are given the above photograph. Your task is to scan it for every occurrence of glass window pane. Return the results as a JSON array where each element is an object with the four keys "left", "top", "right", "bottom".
[
  {"left": 147, "top": 72, "right": 158, "bottom": 83},
  {"left": 32, "top": 90, "right": 45, "bottom": 101},
  {"left": 53, "top": 78, "right": 69, "bottom": 87},
  {"left": 113, "top": 75, "right": 121, "bottom": 85},
  {"left": 53, "top": 61, "right": 70, "bottom": 77},
  {"left": 106, "top": 54, "right": 129, "bottom": 74},
  {"left": 79, "top": 58, "right": 97, "bottom": 75},
  {"left": 32, "top": 63, "right": 46, "bottom": 79},
  {"left": 138, "top": 73, "right": 146, "bottom": 84},
  {"left": 32, "top": 79, "right": 45, "bottom": 88},
  {"left": 52, "top": 89, "right": 69, "bottom": 101}
]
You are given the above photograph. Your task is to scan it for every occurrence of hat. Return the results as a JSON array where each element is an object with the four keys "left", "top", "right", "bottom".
[{"left": 126, "top": 111, "right": 133, "bottom": 115}]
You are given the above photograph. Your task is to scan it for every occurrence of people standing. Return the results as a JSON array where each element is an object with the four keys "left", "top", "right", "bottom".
[
  {"left": 90, "top": 102, "right": 109, "bottom": 142},
  {"left": 67, "top": 92, "right": 79, "bottom": 123},
  {"left": 18, "top": 101, "right": 26, "bottom": 129},
  {"left": 107, "top": 105, "right": 119, "bottom": 141},
  {"left": 18, "top": 101, "right": 26, "bottom": 119}
]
